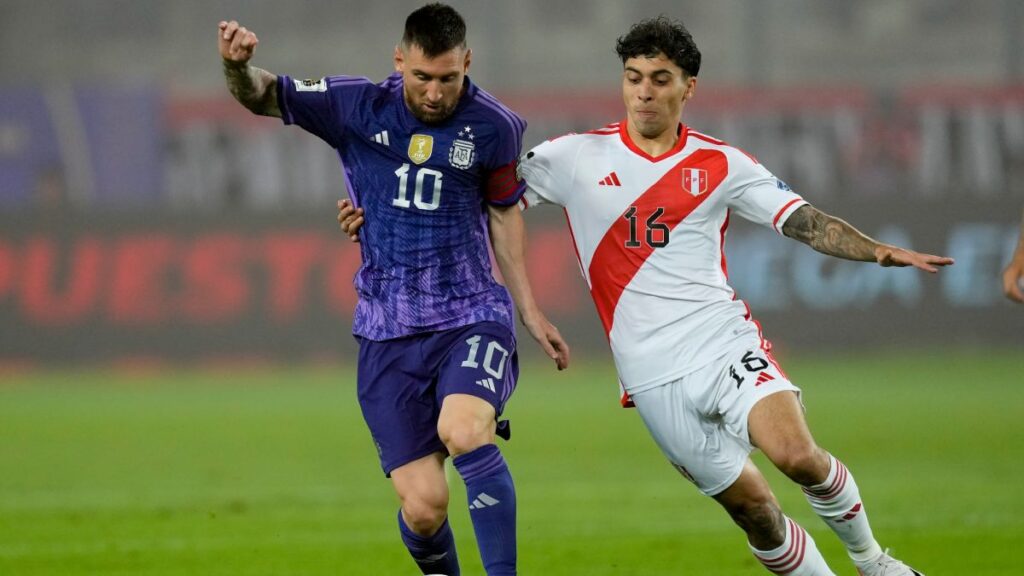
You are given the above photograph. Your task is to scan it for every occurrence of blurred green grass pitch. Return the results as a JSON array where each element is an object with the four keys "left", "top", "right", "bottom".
[{"left": 1, "top": 351, "right": 1021, "bottom": 575}]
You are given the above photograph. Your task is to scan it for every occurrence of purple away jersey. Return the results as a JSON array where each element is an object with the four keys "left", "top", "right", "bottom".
[{"left": 277, "top": 73, "right": 527, "bottom": 340}]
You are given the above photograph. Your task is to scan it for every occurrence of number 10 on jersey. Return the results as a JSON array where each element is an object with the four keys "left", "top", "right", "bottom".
[{"left": 394, "top": 163, "right": 443, "bottom": 211}]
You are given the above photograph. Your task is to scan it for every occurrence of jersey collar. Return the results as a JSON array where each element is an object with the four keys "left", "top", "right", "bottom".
[{"left": 619, "top": 119, "right": 689, "bottom": 162}]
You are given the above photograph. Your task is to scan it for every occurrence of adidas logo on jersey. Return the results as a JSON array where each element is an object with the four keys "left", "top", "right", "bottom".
[
  {"left": 475, "top": 377, "right": 496, "bottom": 393},
  {"left": 469, "top": 493, "right": 500, "bottom": 510},
  {"left": 598, "top": 171, "right": 621, "bottom": 186},
  {"left": 371, "top": 131, "right": 390, "bottom": 146}
]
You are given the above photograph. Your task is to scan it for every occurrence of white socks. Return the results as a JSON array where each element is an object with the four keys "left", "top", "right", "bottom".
[
  {"left": 802, "top": 454, "right": 883, "bottom": 563},
  {"left": 749, "top": 516, "right": 835, "bottom": 575}
]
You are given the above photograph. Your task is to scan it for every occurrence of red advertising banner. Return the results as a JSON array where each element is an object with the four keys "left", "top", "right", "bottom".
[{"left": 1, "top": 198, "right": 1021, "bottom": 367}]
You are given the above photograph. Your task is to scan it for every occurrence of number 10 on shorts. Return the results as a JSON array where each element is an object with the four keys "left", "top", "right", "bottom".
[{"left": 460, "top": 335, "right": 510, "bottom": 379}]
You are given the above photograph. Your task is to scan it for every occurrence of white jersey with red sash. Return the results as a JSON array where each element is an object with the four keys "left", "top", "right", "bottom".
[{"left": 519, "top": 120, "right": 806, "bottom": 405}]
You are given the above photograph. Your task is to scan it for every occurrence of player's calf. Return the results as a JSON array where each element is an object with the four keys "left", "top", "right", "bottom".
[
  {"left": 453, "top": 444, "right": 516, "bottom": 576},
  {"left": 715, "top": 466, "right": 836, "bottom": 575},
  {"left": 398, "top": 510, "right": 461, "bottom": 576},
  {"left": 390, "top": 454, "right": 460, "bottom": 574}
]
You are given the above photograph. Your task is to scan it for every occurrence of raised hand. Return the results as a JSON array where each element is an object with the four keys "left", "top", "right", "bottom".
[
  {"left": 218, "top": 20, "right": 279, "bottom": 117},
  {"left": 874, "top": 245, "right": 954, "bottom": 273},
  {"left": 219, "top": 20, "right": 259, "bottom": 64}
]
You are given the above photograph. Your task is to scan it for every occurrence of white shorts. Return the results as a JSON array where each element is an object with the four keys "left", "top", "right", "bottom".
[{"left": 630, "top": 337, "right": 801, "bottom": 497}]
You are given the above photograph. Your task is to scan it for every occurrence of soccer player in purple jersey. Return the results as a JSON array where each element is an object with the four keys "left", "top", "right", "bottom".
[{"left": 218, "top": 5, "right": 568, "bottom": 575}]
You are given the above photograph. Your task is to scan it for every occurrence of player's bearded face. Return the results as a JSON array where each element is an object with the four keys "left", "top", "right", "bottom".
[
  {"left": 395, "top": 44, "right": 470, "bottom": 124},
  {"left": 622, "top": 54, "right": 695, "bottom": 139}
]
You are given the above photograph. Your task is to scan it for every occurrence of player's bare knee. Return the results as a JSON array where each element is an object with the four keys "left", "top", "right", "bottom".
[
  {"left": 775, "top": 445, "right": 829, "bottom": 486},
  {"left": 438, "top": 419, "right": 491, "bottom": 456},
  {"left": 401, "top": 493, "right": 449, "bottom": 535},
  {"left": 729, "top": 499, "right": 786, "bottom": 547}
]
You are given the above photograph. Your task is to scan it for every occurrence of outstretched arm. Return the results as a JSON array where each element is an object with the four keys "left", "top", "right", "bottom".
[
  {"left": 1003, "top": 209, "right": 1024, "bottom": 303},
  {"left": 218, "top": 20, "right": 280, "bottom": 118},
  {"left": 781, "top": 204, "right": 954, "bottom": 273},
  {"left": 488, "top": 204, "right": 570, "bottom": 370}
]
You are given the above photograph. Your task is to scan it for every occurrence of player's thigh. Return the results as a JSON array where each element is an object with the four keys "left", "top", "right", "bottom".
[
  {"left": 748, "top": 389, "right": 826, "bottom": 479},
  {"left": 435, "top": 321, "right": 519, "bottom": 417},
  {"left": 356, "top": 335, "right": 445, "bottom": 477},
  {"left": 707, "top": 339, "right": 804, "bottom": 454},
  {"left": 710, "top": 339, "right": 827, "bottom": 479},
  {"left": 631, "top": 376, "right": 749, "bottom": 497}
]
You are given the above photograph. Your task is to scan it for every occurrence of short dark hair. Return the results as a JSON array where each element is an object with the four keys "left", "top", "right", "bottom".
[
  {"left": 402, "top": 3, "right": 467, "bottom": 57},
  {"left": 615, "top": 16, "right": 701, "bottom": 77}
]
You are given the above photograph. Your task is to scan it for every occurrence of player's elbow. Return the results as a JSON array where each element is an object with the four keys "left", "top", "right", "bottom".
[{"left": 242, "top": 94, "right": 280, "bottom": 118}]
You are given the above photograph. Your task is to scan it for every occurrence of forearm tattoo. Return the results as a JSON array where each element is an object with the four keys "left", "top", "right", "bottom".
[
  {"left": 782, "top": 205, "right": 879, "bottom": 262},
  {"left": 222, "top": 61, "right": 279, "bottom": 117}
]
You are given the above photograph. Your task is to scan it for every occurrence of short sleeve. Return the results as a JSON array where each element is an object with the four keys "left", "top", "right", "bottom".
[
  {"left": 483, "top": 109, "right": 528, "bottom": 206},
  {"left": 517, "top": 137, "right": 575, "bottom": 209},
  {"left": 277, "top": 75, "right": 374, "bottom": 148},
  {"left": 726, "top": 152, "right": 807, "bottom": 234}
]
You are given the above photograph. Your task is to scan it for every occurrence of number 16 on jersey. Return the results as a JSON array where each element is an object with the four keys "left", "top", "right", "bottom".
[{"left": 624, "top": 206, "right": 670, "bottom": 248}]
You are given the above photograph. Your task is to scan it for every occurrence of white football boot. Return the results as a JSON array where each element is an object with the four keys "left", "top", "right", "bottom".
[{"left": 855, "top": 549, "right": 924, "bottom": 576}]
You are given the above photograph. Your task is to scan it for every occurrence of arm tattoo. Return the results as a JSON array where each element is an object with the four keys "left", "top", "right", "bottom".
[
  {"left": 781, "top": 205, "right": 879, "bottom": 262},
  {"left": 222, "top": 61, "right": 280, "bottom": 118}
]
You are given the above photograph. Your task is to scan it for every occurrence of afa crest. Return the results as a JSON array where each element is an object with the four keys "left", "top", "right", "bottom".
[
  {"left": 408, "top": 134, "right": 434, "bottom": 164},
  {"left": 449, "top": 125, "right": 477, "bottom": 170},
  {"left": 449, "top": 139, "right": 476, "bottom": 169}
]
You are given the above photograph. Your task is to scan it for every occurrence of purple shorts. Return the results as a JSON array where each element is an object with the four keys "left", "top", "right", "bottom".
[{"left": 356, "top": 321, "right": 519, "bottom": 476}]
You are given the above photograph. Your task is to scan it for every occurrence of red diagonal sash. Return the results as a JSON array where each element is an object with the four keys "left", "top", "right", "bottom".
[{"left": 587, "top": 149, "right": 728, "bottom": 335}]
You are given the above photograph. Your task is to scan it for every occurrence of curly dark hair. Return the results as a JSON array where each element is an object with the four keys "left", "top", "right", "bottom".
[
  {"left": 615, "top": 16, "right": 701, "bottom": 77},
  {"left": 402, "top": 3, "right": 467, "bottom": 57}
]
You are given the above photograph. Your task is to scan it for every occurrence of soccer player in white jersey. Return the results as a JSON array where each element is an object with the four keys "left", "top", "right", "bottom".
[
  {"left": 519, "top": 17, "right": 949, "bottom": 576},
  {"left": 340, "top": 15, "right": 952, "bottom": 576}
]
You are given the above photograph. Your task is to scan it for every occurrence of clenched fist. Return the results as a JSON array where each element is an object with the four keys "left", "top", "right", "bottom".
[{"left": 219, "top": 20, "right": 259, "bottom": 64}]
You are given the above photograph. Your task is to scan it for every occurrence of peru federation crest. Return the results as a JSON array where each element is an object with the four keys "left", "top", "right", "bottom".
[
  {"left": 408, "top": 134, "right": 433, "bottom": 165},
  {"left": 682, "top": 167, "right": 708, "bottom": 196},
  {"left": 449, "top": 125, "right": 477, "bottom": 170}
]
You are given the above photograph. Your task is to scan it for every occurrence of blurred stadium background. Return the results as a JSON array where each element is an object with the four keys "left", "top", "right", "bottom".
[{"left": 1, "top": 1, "right": 1022, "bottom": 574}]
